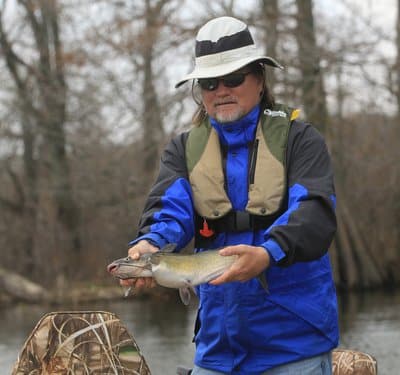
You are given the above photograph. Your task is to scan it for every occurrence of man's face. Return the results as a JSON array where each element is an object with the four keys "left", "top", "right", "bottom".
[{"left": 200, "top": 68, "right": 263, "bottom": 123}]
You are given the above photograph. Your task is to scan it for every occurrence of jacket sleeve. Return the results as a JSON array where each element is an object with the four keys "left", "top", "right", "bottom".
[
  {"left": 129, "top": 132, "right": 195, "bottom": 251},
  {"left": 262, "top": 120, "right": 337, "bottom": 265}
]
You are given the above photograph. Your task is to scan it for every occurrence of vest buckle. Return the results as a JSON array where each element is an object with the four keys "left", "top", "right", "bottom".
[{"left": 235, "top": 211, "right": 252, "bottom": 232}]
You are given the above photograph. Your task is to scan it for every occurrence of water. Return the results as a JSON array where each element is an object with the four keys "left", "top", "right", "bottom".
[
  {"left": 1, "top": 290, "right": 399, "bottom": 374},
  {"left": 337, "top": 290, "right": 400, "bottom": 374}
]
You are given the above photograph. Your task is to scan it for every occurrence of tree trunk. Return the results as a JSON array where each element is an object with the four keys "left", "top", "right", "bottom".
[
  {"left": 260, "top": 0, "right": 279, "bottom": 90},
  {"left": 140, "top": 0, "right": 166, "bottom": 187},
  {"left": 0, "top": 0, "right": 81, "bottom": 282},
  {"left": 396, "top": 0, "right": 400, "bottom": 118},
  {"left": 293, "top": 0, "right": 386, "bottom": 290},
  {"left": 21, "top": 115, "right": 38, "bottom": 274},
  {"left": 294, "top": 0, "right": 328, "bottom": 132},
  {"left": 331, "top": 184, "right": 392, "bottom": 289},
  {"left": 34, "top": 0, "right": 81, "bottom": 280},
  {"left": 0, "top": 267, "right": 49, "bottom": 303},
  {"left": 394, "top": 0, "right": 400, "bottom": 279}
]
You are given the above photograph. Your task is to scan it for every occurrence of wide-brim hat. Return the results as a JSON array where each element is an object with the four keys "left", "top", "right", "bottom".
[{"left": 175, "top": 16, "right": 283, "bottom": 88}]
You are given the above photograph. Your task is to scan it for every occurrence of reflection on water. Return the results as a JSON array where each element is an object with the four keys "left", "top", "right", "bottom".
[
  {"left": 1, "top": 290, "right": 399, "bottom": 374},
  {"left": 337, "top": 290, "right": 400, "bottom": 374}
]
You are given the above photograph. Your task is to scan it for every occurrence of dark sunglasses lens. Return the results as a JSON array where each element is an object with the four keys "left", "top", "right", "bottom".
[
  {"left": 198, "top": 73, "right": 247, "bottom": 91},
  {"left": 198, "top": 78, "right": 218, "bottom": 91},
  {"left": 223, "top": 73, "right": 246, "bottom": 87}
]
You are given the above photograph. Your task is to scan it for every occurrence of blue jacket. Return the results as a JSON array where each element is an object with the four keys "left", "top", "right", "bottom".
[{"left": 131, "top": 104, "right": 339, "bottom": 374}]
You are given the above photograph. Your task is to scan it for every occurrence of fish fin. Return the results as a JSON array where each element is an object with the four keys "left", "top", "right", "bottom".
[
  {"left": 257, "top": 273, "right": 269, "bottom": 293},
  {"left": 123, "top": 286, "right": 132, "bottom": 298},
  {"left": 201, "top": 269, "right": 226, "bottom": 284},
  {"left": 179, "top": 287, "right": 191, "bottom": 305},
  {"left": 160, "top": 243, "right": 177, "bottom": 253}
]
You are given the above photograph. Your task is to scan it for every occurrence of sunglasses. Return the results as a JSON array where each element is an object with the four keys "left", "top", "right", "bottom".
[{"left": 197, "top": 71, "right": 252, "bottom": 91}]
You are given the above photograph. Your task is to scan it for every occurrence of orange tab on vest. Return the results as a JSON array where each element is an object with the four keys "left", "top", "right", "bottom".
[{"left": 199, "top": 219, "right": 214, "bottom": 238}]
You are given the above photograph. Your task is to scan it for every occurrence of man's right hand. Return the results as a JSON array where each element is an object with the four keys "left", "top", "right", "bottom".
[{"left": 120, "top": 239, "right": 159, "bottom": 290}]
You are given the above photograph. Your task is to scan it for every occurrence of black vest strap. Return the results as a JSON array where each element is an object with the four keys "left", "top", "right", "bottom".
[{"left": 194, "top": 211, "right": 281, "bottom": 248}]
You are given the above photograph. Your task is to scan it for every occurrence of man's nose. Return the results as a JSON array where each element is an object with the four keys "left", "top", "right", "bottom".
[{"left": 214, "top": 80, "right": 232, "bottom": 95}]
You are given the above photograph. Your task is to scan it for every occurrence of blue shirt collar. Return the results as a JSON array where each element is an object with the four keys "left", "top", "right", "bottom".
[{"left": 210, "top": 105, "right": 260, "bottom": 148}]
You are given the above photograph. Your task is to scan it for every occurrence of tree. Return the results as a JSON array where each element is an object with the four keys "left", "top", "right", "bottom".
[
  {"left": 294, "top": 0, "right": 328, "bottom": 132},
  {"left": 292, "top": 0, "right": 394, "bottom": 289},
  {"left": 0, "top": 0, "right": 399, "bottom": 292},
  {"left": 0, "top": 0, "right": 81, "bottom": 282},
  {"left": 140, "top": 0, "right": 167, "bottom": 181},
  {"left": 394, "top": 0, "right": 400, "bottom": 278},
  {"left": 80, "top": 0, "right": 194, "bottom": 188},
  {"left": 260, "top": 0, "right": 279, "bottom": 90},
  {"left": 392, "top": 0, "right": 400, "bottom": 119}
]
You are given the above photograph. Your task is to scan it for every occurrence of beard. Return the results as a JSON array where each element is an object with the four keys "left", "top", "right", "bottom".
[
  {"left": 214, "top": 108, "right": 245, "bottom": 123},
  {"left": 213, "top": 99, "right": 245, "bottom": 123}
]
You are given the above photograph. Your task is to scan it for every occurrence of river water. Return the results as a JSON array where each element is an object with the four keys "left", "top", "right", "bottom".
[{"left": 1, "top": 289, "right": 399, "bottom": 374}]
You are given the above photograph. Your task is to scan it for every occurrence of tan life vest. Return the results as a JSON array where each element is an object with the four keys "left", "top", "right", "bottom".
[{"left": 185, "top": 104, "right": 300, "bottom": 220}]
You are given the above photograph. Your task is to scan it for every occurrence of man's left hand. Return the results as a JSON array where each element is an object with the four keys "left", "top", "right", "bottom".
[{"left": 209, "top": 245, "right": 270, "bottom": 285}]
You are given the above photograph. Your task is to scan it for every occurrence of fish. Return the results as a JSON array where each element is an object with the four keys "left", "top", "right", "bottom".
[{"left": 107, "top": 244, "right": 268, "bottom": 305}]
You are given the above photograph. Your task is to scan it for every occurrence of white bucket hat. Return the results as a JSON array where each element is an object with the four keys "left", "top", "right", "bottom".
[{"left": 175, "top": 16, "right": 283, "bottom": 88}]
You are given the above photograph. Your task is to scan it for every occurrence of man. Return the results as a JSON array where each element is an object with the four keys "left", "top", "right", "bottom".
[{"left": 122, "top": 16, "right": 338, "bottom": 375}]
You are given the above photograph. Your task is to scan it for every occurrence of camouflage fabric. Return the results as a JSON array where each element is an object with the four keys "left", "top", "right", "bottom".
[
  {"left": 12, "top": 311, "right": 151, "bottom": 375},
  {"left": 332, "top": 348, "right": 378, "bottom": 375}
]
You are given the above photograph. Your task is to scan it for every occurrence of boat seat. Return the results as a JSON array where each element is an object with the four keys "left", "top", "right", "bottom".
[
  {"left": 12, "top": 310, "right": 151, "bottom": 375},
  {"left": 332, "top": 348, "right": 378, "bottom": 375}
]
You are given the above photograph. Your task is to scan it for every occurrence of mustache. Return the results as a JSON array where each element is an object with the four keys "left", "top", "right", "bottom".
[{"left": 214, "top": 98, "right": 237, "bottom": 106}]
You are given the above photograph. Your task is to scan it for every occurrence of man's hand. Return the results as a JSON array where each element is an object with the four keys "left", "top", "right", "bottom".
[
  {"left": 120, "top": 240, "right": 159, "bottom": 290},
  {"left": 209, "top": 245, "right": 270, "bottom": 285}
]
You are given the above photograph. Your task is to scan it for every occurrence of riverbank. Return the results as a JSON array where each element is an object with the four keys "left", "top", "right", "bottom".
[{"left": 0, "top": 281, "right": 182, "bottom": 307}]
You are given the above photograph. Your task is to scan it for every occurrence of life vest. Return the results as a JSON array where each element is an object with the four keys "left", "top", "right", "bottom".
[{"left": 185, "top": 104, "right": 300, "bottom": 225}]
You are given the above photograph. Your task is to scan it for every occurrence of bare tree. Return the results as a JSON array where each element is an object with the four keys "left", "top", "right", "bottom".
[
  {"left": 260, "top": 0, "right": 279, "bottom": 90},
  {"left": 0, "top": 0, "right": 80, "bottom": 281},
  {"left": 140, "top": 0, "right": 167, "bottom": 181},
  {"left": 302, "top": 1, "right": 400, "bottom": 289},
  {"left": 394, "top": 0, "right": 400, "bottom": 279},
  {"left": 0, "top": 0, "right": 399, "bottom": 293},
  {"left": 294, "top": 0, "right": 328, "bottom": 132},
  {"left": 292, "top": 0, "right": 387, "bottom": 290},
  {"left": 396, "top": 0, "right": 400, "bottom": 119}
]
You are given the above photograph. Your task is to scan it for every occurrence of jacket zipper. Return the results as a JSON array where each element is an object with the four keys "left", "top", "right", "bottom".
[{"left": 249, "top": 138, "right": 259, "bottom": 185}]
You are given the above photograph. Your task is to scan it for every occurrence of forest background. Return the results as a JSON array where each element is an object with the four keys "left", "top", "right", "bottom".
[{"left": 0, "top": 0, "right": 399, "bottom": 298}]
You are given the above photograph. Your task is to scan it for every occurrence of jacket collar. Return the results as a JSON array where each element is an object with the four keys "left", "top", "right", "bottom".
[{"left": 210, "top": 104, "right": 260, "bottom": 148}]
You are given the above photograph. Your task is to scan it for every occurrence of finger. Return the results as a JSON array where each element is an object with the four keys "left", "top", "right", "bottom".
[
  {"left": 120, "top": 278, "right": 135, "bottom": 287},
  {"left": 209, "top": 269, "right": 236, "bottom": 285},
  {"left": 142, "top": 277, "right": 154, "bottom": 289},
  {"left": 136, "top": 277, "right": 156, "bottom": 290},
  {"left": 134, "top": 278, "right": 147, "bottom": 289},
  {"left": 219, "top": 245, "right": 245, "bottom": 256},
  {"left": 209, "top": 275, "right": 224, "bottom": 285},
  {"left": 128, "top": 249, "right": 141, "bottom": 260}
]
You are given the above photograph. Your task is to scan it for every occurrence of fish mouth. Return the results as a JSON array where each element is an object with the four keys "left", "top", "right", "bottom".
[
  {"left": 107, "top": 266, "right": 142, "bottom": 280},
  {"left": 107, "top": 263, "right": 119, "bottom": 274},
  {"left": 107, "top": 265, "right": 131, "bottom": 280},
  {"left": 107, "top": 260, "right": 152, "bottom": 279}
]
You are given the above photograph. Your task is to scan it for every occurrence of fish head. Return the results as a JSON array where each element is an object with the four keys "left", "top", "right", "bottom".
[{"left": 107, "top": 255, "right": 153, "bottom": 280}]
